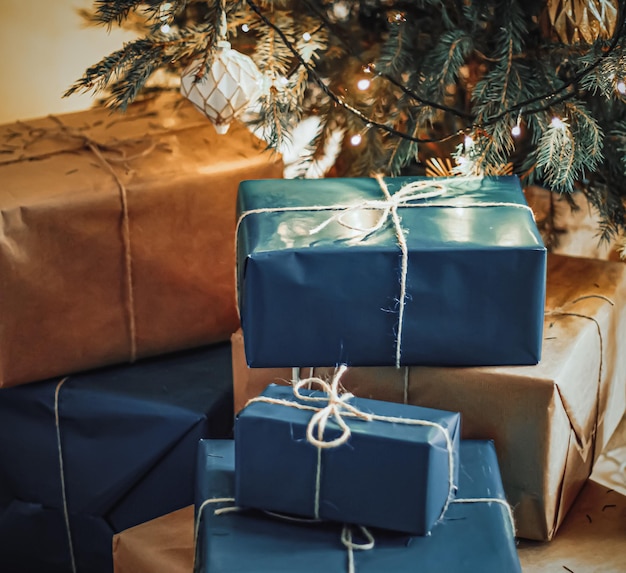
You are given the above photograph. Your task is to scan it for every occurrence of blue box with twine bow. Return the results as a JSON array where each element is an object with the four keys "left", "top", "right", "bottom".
[
  {"left": 234, "top": 381, "right": 461, "bottom": 535},
  {"left": 236, "top": 175, "right": 547, "bottom": 368},
  {"left": 194, "top": 438, "right": 521, "bottom": 573},
  {"left": 0, "top": 343, "right": 234, "bottom": 573}
]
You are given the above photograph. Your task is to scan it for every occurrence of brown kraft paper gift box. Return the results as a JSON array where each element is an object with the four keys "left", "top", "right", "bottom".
[
  {"left": 0, "top": 94, "right": 282, "bottom": 388},
  {"left": 231, "top": 254, "right": 626, "bottom": 541}
]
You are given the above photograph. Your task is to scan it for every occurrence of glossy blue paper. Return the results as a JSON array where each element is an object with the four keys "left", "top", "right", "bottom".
[
  {"left": 237, "top": 176, "right": 546, "bottom": 367},
  {"left": 234, "top": 384, "right": 460, "bottom": 535},
  {"left": 195, "top": 439, "right": 522, "bottom": 573},
  {"left": 0, "top": 344, "right": 234, "bottom": 573}
]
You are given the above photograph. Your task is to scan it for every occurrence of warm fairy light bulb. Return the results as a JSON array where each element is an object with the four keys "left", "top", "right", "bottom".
[
  {"left": 464, "top": 135, "right": 474, "bottom": 148},
  {"left": 160, "top": 23, "right": 171, "bottom": 34},
  {"left": 617, "top": 81, "right": 626, "bottom": 95},
  {"left": 302, "top": 32, "right": 312, "bottom": 42},
  {"left": 511, "top": 124, "right": 521, "bottom": 137},
  {"left": 551, "top": 116, "right": 565, "bottom": 129},
  {"left": 350, "top": 134, "right": 362, "bottom": 146},
  {"left": 241, "top": 24, "right": 250, "bottom": 32},
  {"left": 357, "top": 78, "right": 371, "bottom": 91}
]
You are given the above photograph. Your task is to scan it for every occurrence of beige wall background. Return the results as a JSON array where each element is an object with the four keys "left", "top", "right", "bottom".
[{"left": 0, "top": 0, "right": 136, "bottom": 123}]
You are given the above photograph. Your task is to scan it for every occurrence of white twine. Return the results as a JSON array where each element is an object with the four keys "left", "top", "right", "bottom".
[
  {"left": 194, "top": 494, "right": 516, "bottom": 572},
  {"left": 545, "top": 294, "right": 614, "bottom": 460},
  {"left": 452, "top": 497, "right": 516, "bottom": 534},
  {"left": 235, "top": 175, "right": 535, "bottom": 368},
  {"left": 54, "top": 378, "right": 77, "bottom": 573},
  {"left": 246, "top": 366, "right": 458, "bottom": 522}
]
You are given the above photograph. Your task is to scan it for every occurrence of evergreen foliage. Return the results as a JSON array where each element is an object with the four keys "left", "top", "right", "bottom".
[{"left": 67, "top": 0, "right": 626, "bottom": 241}]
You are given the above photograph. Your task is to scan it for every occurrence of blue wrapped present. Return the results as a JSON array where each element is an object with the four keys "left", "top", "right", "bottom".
[
  {"left": 0, "top": 343, "right": 234, "bottom": 573},
  {"left": 234, "top": 380, "right": 460, "bottom": 535},
  {"left": 194, "top": 439, "right": 521, "bottom": 573},
  {"left": 236, "top": 175, "right": 546, "bottom": 367}
]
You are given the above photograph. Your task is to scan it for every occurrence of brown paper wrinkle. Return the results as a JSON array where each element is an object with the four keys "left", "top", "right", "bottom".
[{"left": 0, "top": 94, "right": 283, "bottom": 387}]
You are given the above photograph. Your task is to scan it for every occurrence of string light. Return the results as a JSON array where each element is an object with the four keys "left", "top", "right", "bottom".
[
  {"left": 511, "top": 113, "right": 522, "bottom": 138},
  {"left": 302, "top": 32, "right": 312, "bottom": 42},
  {"left": 357, "top": 78, "right": 371, "bottom": 91},
  {"left": 617, "top": 81, "right": 626, "bottom": 95},
  {"left": 160, "top": 23, "right": 171, "bottom": 34},
  {"left": 241, "top": 24, "right": 250, "bottom": 32},
  {"left": 350, "top": 133, "right": 362, "bottom": 146},
  {"left": 464, "top": 135, "right": 474, "bottom": 149},
  {"left": 551, "top": 116, "right": 565, "bottom": 129}
]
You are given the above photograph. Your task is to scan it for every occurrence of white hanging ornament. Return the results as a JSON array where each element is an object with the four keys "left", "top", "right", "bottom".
[{"left": 180, "top": 40, "right": 264, "bottom": 134}]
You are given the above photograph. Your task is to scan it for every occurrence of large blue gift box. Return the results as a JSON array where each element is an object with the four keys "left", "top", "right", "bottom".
[
  {"left": 194, "top": 439, "right": 522, "bottom": 573},
  {"left": 237, "top": 176, "right": 546, "bottom": 367},
  {"left": 0, "top": 343, "right": 234, "bottom": 573},
  {"left": 234, "top": 383, "right": 461, "bottom": 535}
]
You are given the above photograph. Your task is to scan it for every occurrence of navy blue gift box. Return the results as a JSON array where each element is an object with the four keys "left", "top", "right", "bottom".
[
  {"left": 194, "top": 439, "right": 522, "bottom": 573},
  {"left": 234, "top": 383, "right": 460, "bottom": 535},
  {"left": 236, "top": 176, "right": 546, "bottom": 368},
  {"left": 0, "top": 343, "right": 234, "bottom": 573}
]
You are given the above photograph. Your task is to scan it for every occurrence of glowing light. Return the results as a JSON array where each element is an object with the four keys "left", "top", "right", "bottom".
[
  {"left": 278, "top": 76, "right": 289, "bottom": 86},
  {"left": 464, "top": 135, "right": 474, "bottom": 149},
  {"left": 511, "top": 124, "right": 521, "bottom": 137},
  {"left": 363, "top": 65, "right": 372, "bottom": 74},
  {"left": 551, "top": 116, "right": 565, "bottom": 129},
  {"left": 350, "top": 134, "right": 362, "bottom": 146},
  {"left": 160, "top": 24, "right": 171, "bottom": 34},
  {"left": 617, "top": 81, "right": 626, "bottom": 95},
  {"left": 241, "top": 24, "right": 250, "bottom": 32},
  {"left": 302, "top": 32, "right": 312, "bottom": 42},
  {"left": 357, "top": 78, "right": 371, "bottom": 91}
]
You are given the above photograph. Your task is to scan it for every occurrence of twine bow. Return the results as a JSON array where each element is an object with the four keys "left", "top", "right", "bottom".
[
  {"left": 236, "top": 175, "right": 535, "bottom": 369},
  {"left": 292, "top": 365, "right": 374, "bottom": 448}
]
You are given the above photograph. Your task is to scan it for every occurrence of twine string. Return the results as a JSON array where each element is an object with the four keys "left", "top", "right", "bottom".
[
  {"left": 54, "top": 378, "right": 77, "bottom": 573},
  {"left": 545, "top": 294, "right": 614, "bottom": 460},
  {"left": 46, "top": 116, "right": 139, "bottom": 362},
  {"left": 194, "top": 494, "right": 516, "bottom": 572},
  {"left": 235, "top": 175, "right": 535, "bottom": 367}
]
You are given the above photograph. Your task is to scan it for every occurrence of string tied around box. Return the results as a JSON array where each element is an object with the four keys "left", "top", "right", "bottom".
[
  {"left": 7, "top": 117, "right": 162, "bottom": 363},
  {"left": 54, "top": 377, "right": 77, "bottom": 573},
  {"left": 193, "top": 496, "right": 374, "bottom": 573},
  {"left": 246, "top": 365, "right": 458, "bottom": 523},
  {"left": 235, "top": 175, "right": 536, "bottom": 369},
  {"left": 193, "top": 493, "right": 516, "bottom": 573},
  {"left": 544, "top": 293, "right": 614, "bottom": 461}
]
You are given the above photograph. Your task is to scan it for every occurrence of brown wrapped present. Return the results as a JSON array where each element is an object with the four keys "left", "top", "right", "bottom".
[
  {"left": 0, "top": 94, "right": 282, "bottom": 387},
  {"left": 231, "top": 254, "right": 626, "bottom": 541}
]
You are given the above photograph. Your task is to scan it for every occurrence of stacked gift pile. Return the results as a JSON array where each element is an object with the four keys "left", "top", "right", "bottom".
[
  {"left": 0, "top": 95, "right": 283, "bottom": 573},
  {"left": 227, "top": 172, "right": 625, "bottom": 557},
  {"left": 179, "top": 173, "right": 550, "bottom": 572}
]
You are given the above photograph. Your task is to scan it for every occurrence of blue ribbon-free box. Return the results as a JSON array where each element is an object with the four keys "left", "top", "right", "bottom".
[
  {"left": 0, "top": 343, "right": 234, "bottom": 573},
  {"left": 234, "top": 383, "right": 461, "bottom": 535},
  {"left": 194, "top": 439, "right": 521, "bottom": 573},
  {"left": 236, "top": 176, "right": 546, "bottom": 367}
]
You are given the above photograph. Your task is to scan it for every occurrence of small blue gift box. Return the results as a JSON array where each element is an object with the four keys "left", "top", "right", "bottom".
[
  {"left": 0, "top": 343, "right": 234, "bottom": 573},
  {"left": 194, "top": 439, "right": 521, "bottom": 573},
  {"left": 234, "top": 382, "right": 461, "bottom": 535},
  {"left": 236, "top": 175, "right": 546, "bottom": 367}
]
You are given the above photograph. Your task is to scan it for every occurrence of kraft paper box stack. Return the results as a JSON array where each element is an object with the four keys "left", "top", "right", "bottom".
[
  {"left": 232, "top": 253, "right": 626, "bottom": 541},
  {"left": 0, "top": 93, "right": 282, "bottom": 388}
]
